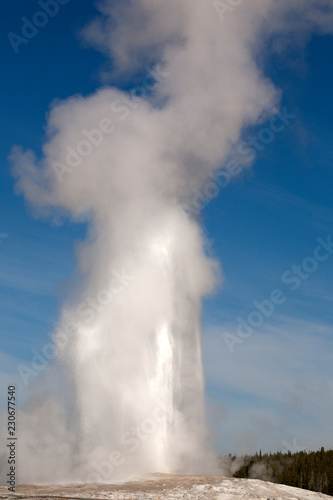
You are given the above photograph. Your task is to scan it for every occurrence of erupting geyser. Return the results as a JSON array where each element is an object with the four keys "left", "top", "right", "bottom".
[
  {"left": 72, "top": 208, "right": 217, "bottom": 480},
  {"left": 7, "top": 0, "right": 333, "bottom": 484}
]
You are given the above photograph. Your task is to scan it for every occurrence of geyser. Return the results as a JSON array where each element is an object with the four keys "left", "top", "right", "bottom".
[
  {"left": 7, "top": 0, "right": 333, "bottom": 484},
  {"left": 71, "top": 207, "right": 218, "bottom": 480}
]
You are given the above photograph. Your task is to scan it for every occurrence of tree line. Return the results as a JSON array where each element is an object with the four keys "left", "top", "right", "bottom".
[{"left": 221, "top": 447, "right": 333, "bottom": 496}]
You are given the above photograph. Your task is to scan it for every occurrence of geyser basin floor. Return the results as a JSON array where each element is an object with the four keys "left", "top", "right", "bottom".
[{"left": 0, "top": 474, "right": 331, "bottom": 499}]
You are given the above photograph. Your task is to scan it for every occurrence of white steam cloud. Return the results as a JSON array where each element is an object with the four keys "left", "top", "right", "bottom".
[{"left": 6, "top": 0, "right": 333, "bottom": 484}]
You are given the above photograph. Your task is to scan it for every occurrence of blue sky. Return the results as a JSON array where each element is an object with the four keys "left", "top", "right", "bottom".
[{"left": 0, "top": 1, "right": 332, "bottom": 455}]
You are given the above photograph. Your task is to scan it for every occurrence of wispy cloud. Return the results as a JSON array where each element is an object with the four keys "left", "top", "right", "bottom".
[
  {"left": 238, "top": 181, "right": 333, "bottom": 233},
  {"left": 203, "top": 314, "right": 333, "bottom": 453}
]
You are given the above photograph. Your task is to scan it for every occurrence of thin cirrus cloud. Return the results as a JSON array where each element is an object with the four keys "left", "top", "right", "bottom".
[{"left": 203, "top": 314, "right": 333, "bottom": 454}]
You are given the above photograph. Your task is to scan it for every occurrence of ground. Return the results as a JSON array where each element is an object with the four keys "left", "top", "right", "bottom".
[{"left": 0, "top": 473, "right": 332, "bottom": 499}]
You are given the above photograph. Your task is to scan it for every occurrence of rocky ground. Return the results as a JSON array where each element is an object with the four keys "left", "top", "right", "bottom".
[{"left": 0, "top": 473, "right": 332, "bottom": 500}]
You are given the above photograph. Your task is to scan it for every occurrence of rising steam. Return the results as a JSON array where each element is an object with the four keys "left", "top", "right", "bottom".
[{"left": 6, "top": 0, "right": 333, "bottom": 484}]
